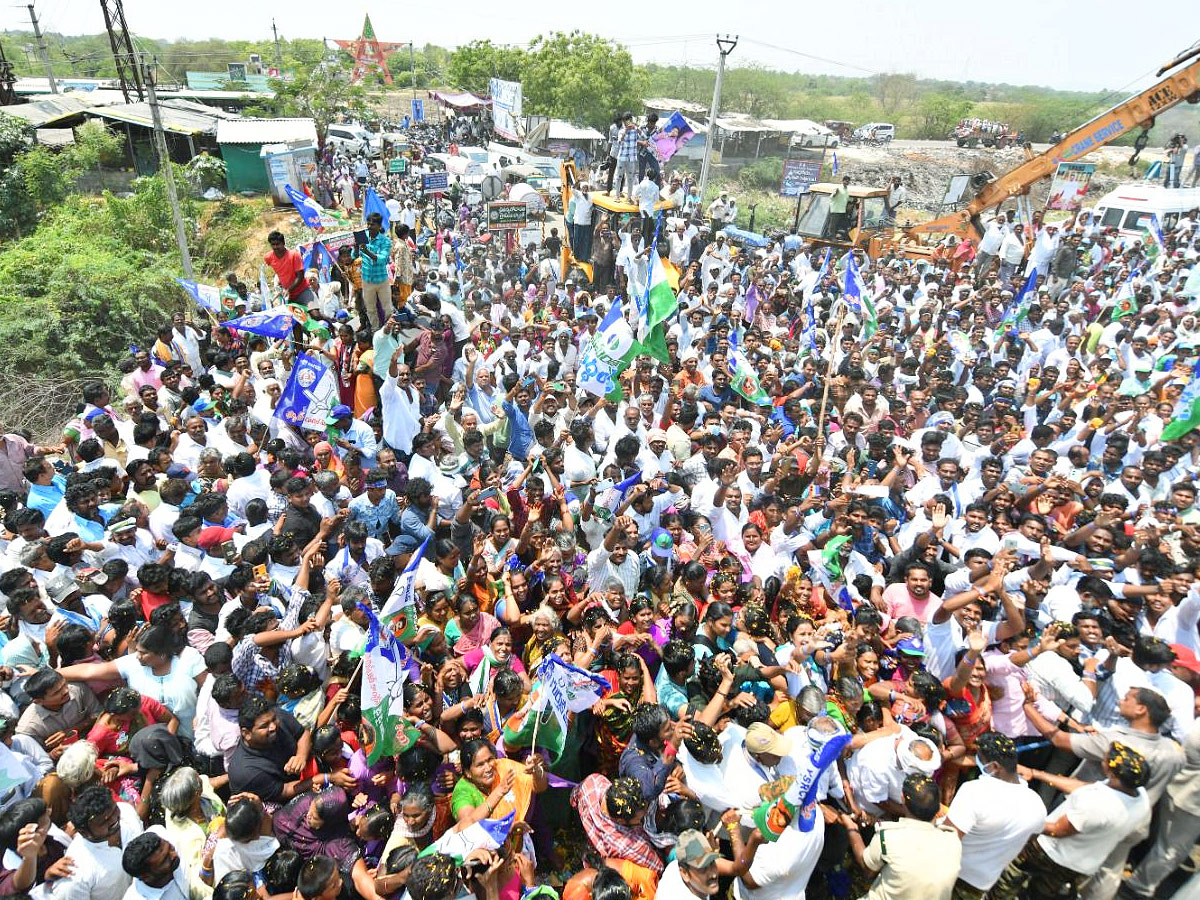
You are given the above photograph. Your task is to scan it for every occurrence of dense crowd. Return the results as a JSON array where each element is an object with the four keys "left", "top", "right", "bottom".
[{"left": 0, "top": 114, "right": 1198, "bottom": 900}]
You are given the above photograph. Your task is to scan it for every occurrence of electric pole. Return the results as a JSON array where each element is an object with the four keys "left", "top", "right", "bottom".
[
  {"left": 271, "top": 19, "right": 283, "bottom": 71},
  {"left": 142, "top": 55, "right": 194, "bottom": 279},
  {"left": 409, "top": 42, "right": 416, "bottom": 96},
  {"left": 26, "top": 4, "right": 57, "bottom": 94},
  {"left": 697, "top": 34, "right": 737, "bottom": 204}
]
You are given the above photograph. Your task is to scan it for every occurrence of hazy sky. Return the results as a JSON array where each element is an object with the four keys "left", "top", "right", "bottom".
[{"left": 6, "top": 0, "right": 1198, "bottom": 94}]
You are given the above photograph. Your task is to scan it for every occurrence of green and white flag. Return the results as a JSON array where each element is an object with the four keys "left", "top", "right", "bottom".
[
  {"left": 578, "top": 297, "right": 638, "bottom": 398},
  {"left": 728, "top": 337, "right": 770, "bottom": 405},
  {"left": 360, "top": 607, "right": 409, "bottom": 765}
]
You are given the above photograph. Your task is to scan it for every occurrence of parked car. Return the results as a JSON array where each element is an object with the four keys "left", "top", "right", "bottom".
[{"left": 326, "top": 124, "right": 381, "bottom": 157}]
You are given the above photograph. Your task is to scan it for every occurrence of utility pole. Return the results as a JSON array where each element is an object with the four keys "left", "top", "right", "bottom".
[
  {"left": 142, "top": 55, "right": 194, "bottom": 279},
  {"left": 697, "top": 34, "right": 737, "bottom": 205},
  {"left": 271, "top": 19, "right": 283, "bottom": 71},
  {"left": 409, "top": 42, "right": 416, "bottom": 96},
  {"left": 26, "top": 4, "right": 57, "bottom": 94}
]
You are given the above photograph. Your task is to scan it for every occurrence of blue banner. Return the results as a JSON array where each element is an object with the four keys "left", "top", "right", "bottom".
[
  {"left": 274, "top": 351, "right": 338, "bottom": 431},
  {"left": 223, "top": 306, "right": 297, "bottom": 340}
]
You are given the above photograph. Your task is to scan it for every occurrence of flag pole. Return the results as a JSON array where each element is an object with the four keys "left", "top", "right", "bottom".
[
  {"left": 329, "top": 657, "right": 365, "bottom": 721},
  {"left": 816, "top": 302, "right": 847, "bottom": 437}
]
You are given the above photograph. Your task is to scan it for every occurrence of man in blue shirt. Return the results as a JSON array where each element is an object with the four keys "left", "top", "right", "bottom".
[
  {"left": 355, "top": 212, "right": 393, "bottom": 330},
  {"left": 23, "top": 457, "right": 65, "bottom": 519},
  {"left": 697, "top": 367, "right": 735, "bottom": 416},
  {"left": 347, "top": 471, "right": 402, "bottom": 541},
  {"left": 501, "top": 377, "right": 537, "bottom": 462}
]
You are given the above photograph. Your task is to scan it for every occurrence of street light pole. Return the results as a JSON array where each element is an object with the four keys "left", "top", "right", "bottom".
[
  {"left": 142, "top": 55, "right": 195, "bottom": 279},
  {"left": 697, "top": 33, "right": 737, "bottom": 205}
]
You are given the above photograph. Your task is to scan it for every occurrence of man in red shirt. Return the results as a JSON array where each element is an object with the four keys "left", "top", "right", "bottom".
[{"left": 264, "top": 231, "right": 317, "bottom": 307}]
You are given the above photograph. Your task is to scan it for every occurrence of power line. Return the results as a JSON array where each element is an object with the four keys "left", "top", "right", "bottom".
[{"left": 739, "top": 36, "right": 878, "bottom": 76}]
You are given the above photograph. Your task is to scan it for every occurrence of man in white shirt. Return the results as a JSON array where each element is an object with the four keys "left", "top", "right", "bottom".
[
  {"left": 53, "top": 785, "right": 144, "bottom": 900},
  {"left": 120, "top": 833, "right": 195, "bottom": 900},
  {"left": 944, "top": 732, "right": 1046, "bottom": 896},
  {"left": 975, "top": 213, "right": 1009, "bottom": 285},
  {"left": 998, "top": 223, "right": 1028, "bottom": 288}
]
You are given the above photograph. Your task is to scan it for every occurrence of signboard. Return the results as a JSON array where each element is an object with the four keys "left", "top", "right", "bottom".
[
  {"left": 518, "top": 226, "right": 542, "bottom": 248},
  {"left": 1046, "top": 162, "right": 1097, "bottom": 212},
  {"left": 941, "top": 174, "right": 972, "bottom": 208},
  {"left": 487, "top": 201, "right": 529, "bottom": 231},
  {"left": 422, "top": 172, "right": 449, "bottom": 194},
  {"left": 489, "top": 77, "right": 523, "bottom": 142},
  {"left": 388, "top": 158, "right": 407, "bottom": 174},
  {"left": 780, "top": 158, "right": 822, "bottom": 198},
  {"left": 411, "top": 99, "right": 424, "bottom": 122},
  {"left": 227, "top": 63, "right": 247, "bottom": 83}
]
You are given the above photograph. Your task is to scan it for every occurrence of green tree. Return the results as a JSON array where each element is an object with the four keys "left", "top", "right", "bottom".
[
  {"left": 873, "top": 73, "right": 919, "bottom": 116},
  {"left": 0, "top": 113, "right": 36, "bottom": 239},
  {"left": 252, "top": 63, "right": 370, "bottom": 147},
  {"left": 447, "top": 40, "right": 527, "bottom": 95},
  {"left": 914, "top": 92, "right": 974, "bottom": 139},
  {"left": 724, "top": 67, "right": 789, "bottom": 119},
  {"left": 521, "top": 31, "right": 646, "bottom": 129}
]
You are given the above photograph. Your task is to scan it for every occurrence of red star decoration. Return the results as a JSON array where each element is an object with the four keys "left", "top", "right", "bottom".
[{"left": 334, "top": 14, "right": 404, "bottom": 84}]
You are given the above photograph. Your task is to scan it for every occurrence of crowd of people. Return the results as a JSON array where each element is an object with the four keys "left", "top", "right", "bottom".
[{"left": 0, "top": 106, "right": 1199, "bottom": 900}]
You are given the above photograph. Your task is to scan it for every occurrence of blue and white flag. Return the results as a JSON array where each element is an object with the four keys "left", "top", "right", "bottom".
[
  {"left": 1002, "top": 267, "right": 1039, "bottom": 326},
  {"left": 273, "top": 351, "right": 339, "bottom": 431},
  {"left": 532, "top": 653, "right": 611, "bottom": 730},
  {"left": 380, "top": 535, "right": 430, "bottom": 624},
  {"left": 176, "top": 278, "right": 222, "bottom": 313},
  {"left": 284, "top": 184, "right": 327, "bottom": 229},
  {"left": 425, "top": 811, "right": 515, "bottom": 864},
  {"left": 804, "top": 248, "right": 832, "bottom": 300},
  {"left": 842, "top": 252, "right": 866, "bottom": 310},
  {"left": 831, "top": 152, "right": 839, "bottom": 176},
  {"left": 1148, "top": 213, "right": 1167, "bottom": 250},
  {"left": 363, "top": 187, "right": 391, "bottom": 230},
  {"left": 578, "top": 297, "right": 637, "bottom": 398},
  {"left": 223, "top": 306, "right": 298, "bottom": 341}
]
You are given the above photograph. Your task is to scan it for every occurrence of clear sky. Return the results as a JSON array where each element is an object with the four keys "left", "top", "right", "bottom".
[{"left": 7, "top": 0, "right": 1199, "bottom": 94}]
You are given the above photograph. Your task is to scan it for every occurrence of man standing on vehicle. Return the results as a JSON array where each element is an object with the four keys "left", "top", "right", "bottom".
[
  {"left": 998, "top": 222, "right": 1028, "bottom": 289},
  {"left": 612, "top": 113, "right": 640, "bottom": 202},
  {"left": 974, "top": 212, "right": 1009, "bottom": 286},
  {"left": 357, "top": 212, "right": 393, "bottom": 330},
  {"left": 827, "top": 175, "right": 852, "bottom": 239},
  {"left": 885, "top": 176, "right": 907, "bottom": 225}
]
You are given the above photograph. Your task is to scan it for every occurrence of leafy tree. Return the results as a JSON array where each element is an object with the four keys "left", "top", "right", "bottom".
[
  {"left": 521, "top": 31, "right": 647, "bottom": 129},
  {"left": 18, "top": 119, "right": 123, "bottom": 215},
  {"left": 873, "top": 73, "right": 919, "bottom": 115},
  {"left": 251, "top": 63, "right": 370, "bottom": 147},
  {"left": 725, "top": 67, "right": 790, "bottom": 119},
  {"left": 447, "top": 40, "right": 527, "bottom": 95},
  {"left": 0, "top": 113, "right": 36, "bottom": 239},
  {"left": 915, "top": 92, "right": 974, "bottom": 139}
]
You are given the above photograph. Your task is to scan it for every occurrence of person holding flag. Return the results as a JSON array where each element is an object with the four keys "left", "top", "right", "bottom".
[
  {"left": 264, "top": 230, "right": 317, "bottom": 308},
  {"left": 356, "top": 212, "right": 394, "bottom": 330}
]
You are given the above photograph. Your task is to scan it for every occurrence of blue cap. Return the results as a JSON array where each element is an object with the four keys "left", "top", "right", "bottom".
[
  {"left": 896, "top": 636, "right": 926, "bottom": 656},
  {"left": 326, "top": 404, "right": 353, "bottom": 424}
]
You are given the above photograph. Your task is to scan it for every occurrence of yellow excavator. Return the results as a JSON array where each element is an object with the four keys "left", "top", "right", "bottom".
[{"left": 894, "top": 42, "right": 1200, "bottom": 254}]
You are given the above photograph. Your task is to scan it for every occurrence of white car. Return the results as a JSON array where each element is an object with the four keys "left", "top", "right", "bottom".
[{"left": 326, "top": 124, "right": 381, "bottom": 158}]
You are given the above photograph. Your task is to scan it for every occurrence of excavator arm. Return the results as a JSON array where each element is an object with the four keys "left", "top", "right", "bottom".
[{"left": 901, "top": 44, "right": 1200, "bottom": 247}]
